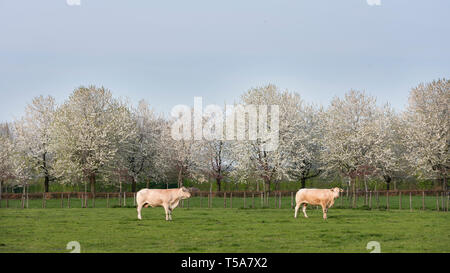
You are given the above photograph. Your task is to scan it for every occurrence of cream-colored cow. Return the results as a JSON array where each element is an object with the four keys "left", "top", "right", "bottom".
[
  {"left": 294, "top": 187, "right": 343, "bottom": 220},
  {"left": 136, "top": 187, "right": 191, "bottom": 221}
]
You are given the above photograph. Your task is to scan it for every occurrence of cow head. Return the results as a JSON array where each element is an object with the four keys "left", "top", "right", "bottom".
[
  {"left": 179, "top": 186, "right": 192, "bottom": 199},
  {"left": 331, "top": 187, "right": 343, "bottom": 197}
]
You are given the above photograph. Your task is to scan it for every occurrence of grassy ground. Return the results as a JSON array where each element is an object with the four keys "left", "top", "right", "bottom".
[{"left": 0, "top": 205, "right": 449, "bottom": 253}]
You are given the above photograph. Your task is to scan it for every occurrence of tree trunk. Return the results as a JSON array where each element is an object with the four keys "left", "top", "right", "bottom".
[
  {"left": 216, "top": 178, "right": 221, "bottom": 192},
  {"left": 264, "top": 178, "right": 271, "bottom": 194},
  {"left": 0, "top": 180, "right": 3, "bottom": 207},
  {"left": 131, "top": 175, "right": 137, "bottom": 193},
  {"left": 89, "top": 173, "right": 96, "bottom": 198},
  {"left": 352, "top": 178, "right": 357, "bottom": 208},
  {"left": 385, "top": 176, "right": 391, "bottom": 191},
  {"left": 177, "top": 167, "right": 183, "bottom": 188},
  {"left": 44, "top": 175, "right": 50, "bottom": 193},
  {"left": 43, "top": 152, "right": 50, "bottom": 192},
  {"left": 301, "top": 177, "right": 306, "bottom": 189}
]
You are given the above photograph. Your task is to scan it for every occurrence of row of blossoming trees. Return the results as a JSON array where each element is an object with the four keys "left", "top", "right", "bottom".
[{"left": 0, "top": 79, "right": 448, "bottom": 197}]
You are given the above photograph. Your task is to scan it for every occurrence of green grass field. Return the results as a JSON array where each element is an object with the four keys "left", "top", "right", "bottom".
[{"left": 1, "top": 204, "right": 449, "bottom": 253}]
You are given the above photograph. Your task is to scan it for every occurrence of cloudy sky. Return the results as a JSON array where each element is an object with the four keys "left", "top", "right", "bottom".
[{"left": 1, "top": 0, "right": 449, "bottom": 121}]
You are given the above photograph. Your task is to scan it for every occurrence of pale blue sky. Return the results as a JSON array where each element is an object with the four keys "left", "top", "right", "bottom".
[{"left": 1, "top": 0, "right": 449, "bottom": 121}]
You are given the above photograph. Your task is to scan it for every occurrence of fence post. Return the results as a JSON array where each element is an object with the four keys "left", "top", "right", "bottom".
[
  {"left": 399, "top": 191, "right": 402, "bottom": 210},
  {"left": 92, "top": 194, "right": 95, "bottom": 208},
  {"left": 422, "top": 191, "right": 425, "bottom": 210},
  {"left": 376, "top": 191, "right": 379, "bottom": 209},
  {"left": 68, "top": 193, "right": 70, "bottom": 208},
  {"left": 42, "top": 193, "right": 45, "bottom": 209},
  {"left": 274, "top": 191, "right": 277, "bottom": 208},
  {"left": 442, "top": 192, "right": 444, "bottom": 212},
  {"left": 224, "top": 192, "right": 227, "bottom": 208},
  {"left": 292, "top": 192, "right": 295, "bottom": 209},
  {"left": 260, "top": 192, "right": 263, "bottom": 208},
  {"left": 369, "top": 191, "right": 372, "bottom": 210},
  {"left": 252, "top": 193, "right": 255, "bottom": 208},
  {"left": 243, "top": 192, "right": 246, "bottom": 209},
  {"left": 107, "top": 193, "right": 109, "bottom": 208},
  {"left": 81, "top": 194, "right": 83, "bottom": 208},
  {"left": 61, "top": 193, "right": 64, "bottom": 208},
  {"left": 447, "top": 192, "right": 449, "bottom": 212},
  {"left": 123, "top": 192, "right": 126, "bottom": 207},
  {"left": 6, "top": 196, "right": 9, "bottom": 208},
  {"left": 230, "top": 192, "right": 232, "bottom": 209},
  {"left": 208, "top": 192, "right": 211, "bottom": 209},
  {"left": 386, "top": 191, "right": 389, "bottom": 211},
  {"left": 436, "top": 192, "right": 439, "bottom": 211},
  {"left": 134, "top": 193, "right": 136, "bottom": 207},
  {"left": 279, "top": 192, "right": 282, "bottom": 209},
  {"left": 409, "top": 192, "right": 412, "bottom": 212}
]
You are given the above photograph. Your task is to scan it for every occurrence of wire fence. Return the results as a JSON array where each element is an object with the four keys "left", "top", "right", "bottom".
[{"left": 0, "top": 190, "right": 449, "bottom": 212}]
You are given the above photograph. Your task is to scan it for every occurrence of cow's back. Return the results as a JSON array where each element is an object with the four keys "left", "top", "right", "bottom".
[{"left": 137, "top": 188, "right": 176, "bottom": 207}]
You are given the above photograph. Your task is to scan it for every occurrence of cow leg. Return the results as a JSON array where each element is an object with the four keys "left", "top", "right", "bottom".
[
  {"left": 322, "top": 204, "right": 327, "bottom": 220},
  {"left": 294, "top": 203, "right": 301, "bottom": 218},
  {"left": 137, "top": 202, "right": 144, "bottom": 220},
  {"left": 302, "top": 204, "right": 308, "bottom": 218},
  {"left": 168, "top": 208, "right": 173, "bottom": 221},
  {"left": 163, "top": 205, "right": 170, "bottom": 221}
]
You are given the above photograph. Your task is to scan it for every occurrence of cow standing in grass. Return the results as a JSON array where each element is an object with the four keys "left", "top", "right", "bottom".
[
  {"left": 136, "top": 187, "right": 191, "bottom": 221},
  {"left": 294, "top": 187, "right": 343, "bottom": 220}
]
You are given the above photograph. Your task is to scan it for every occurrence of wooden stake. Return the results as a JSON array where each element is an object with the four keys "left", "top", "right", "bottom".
[
  {"left": 422, "top": 191, "right": 425, "bottom": 210},
  {"left": 243, "top": 192, "right": 246, "bottom": 208},
  {"left": 107, "top": 193, "right": 109, "bottom": 208},
  {"left": 260, "top": 192, "right": 263, "bottom": 208},
  {"left": 279, "top": 192, "right": 282, "bottom": 209},
  {"left": 409, "top": 192, "right": 412, "bottom": 212},
  {"left": 224, "top": 192, "right": 227, "bottom": 208},
  {"left": 369, "top": 191, "right": 372, "bottom": 210},
  {"left": 436, "top": 192, "right": 439, "bottom": 211},
  {"left": 230, "top": 192, "right": 233, "bottom": 208},
  {"left": 386, "top": 191, "right": 389, "bottom": 211},
  {"left": 252, "top": 193, "right": 255, "bottom": 208},
  {"left": 68, "top": 193, "right": 71, "bottom": 208},
  {"left": 446, "top": 192, "right": 449, "bottom": 212},
  {"left": 123, "top": 192, "right": 126, "bottom": 207},
  {"left": 61, "top": 193, "right": 64, "bottom": 208},
  {"left": 376, "top": 191, "right": 379, "bottom": 209},
  {"left": 399, "top": 191, "right": 402, "bottom": 210},
  {"left": 291, "top": 192, "right": 294, "bottom": 209}
]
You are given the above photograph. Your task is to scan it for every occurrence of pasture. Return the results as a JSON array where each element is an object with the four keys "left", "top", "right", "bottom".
[{"left": 1, "top": 201, "right": 449, "bottom": 253}]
